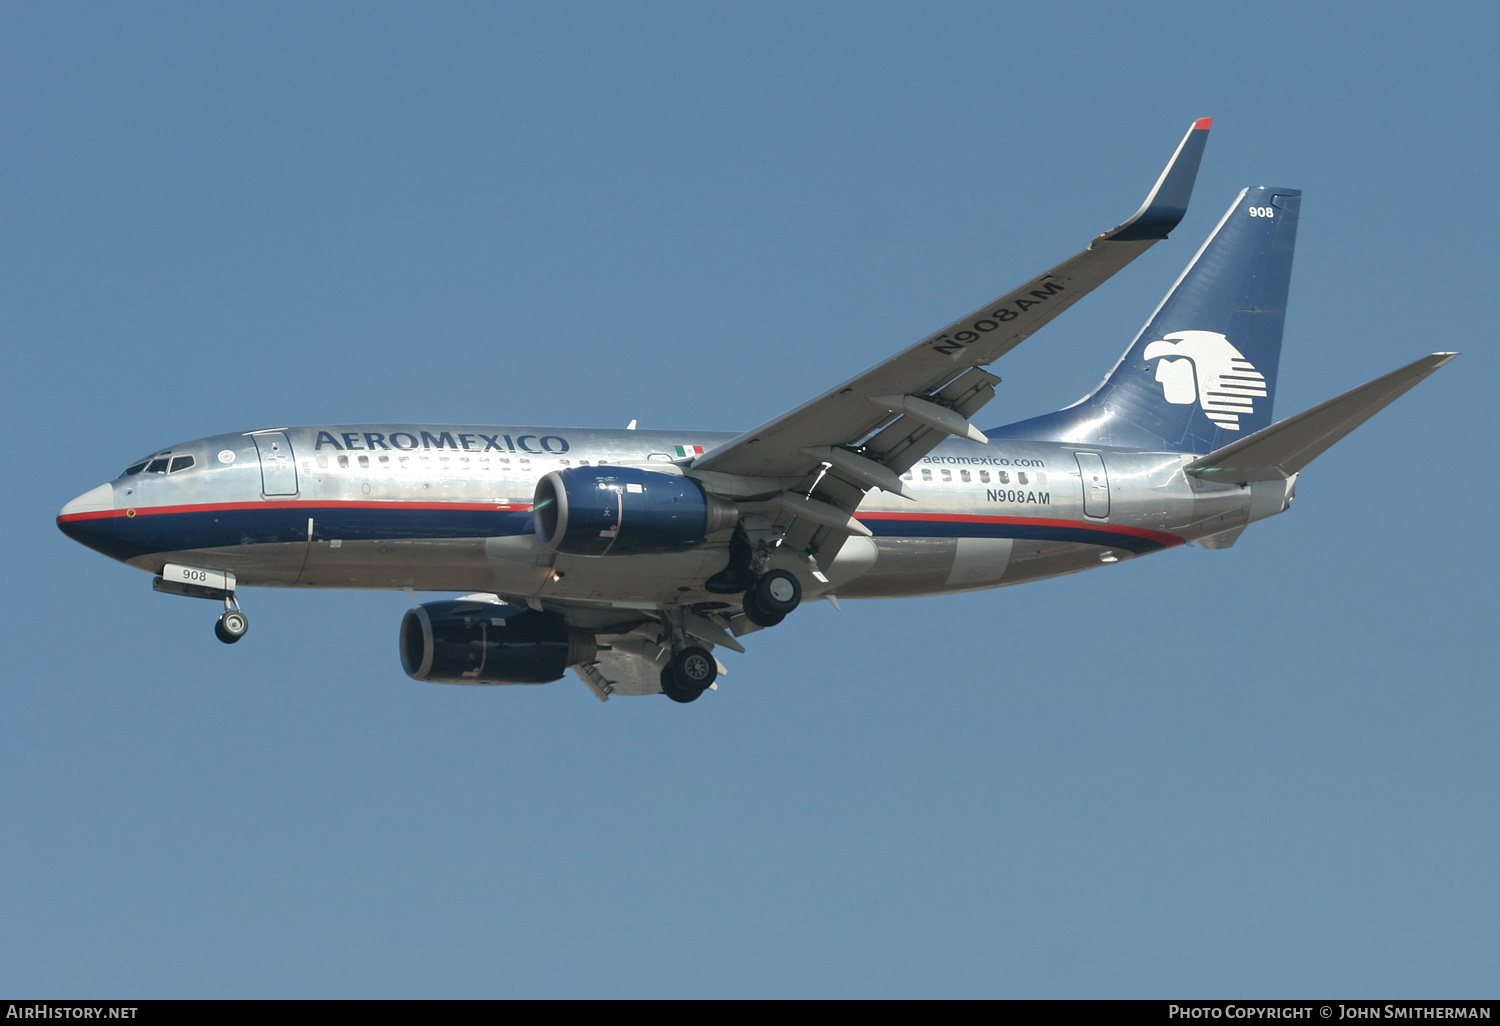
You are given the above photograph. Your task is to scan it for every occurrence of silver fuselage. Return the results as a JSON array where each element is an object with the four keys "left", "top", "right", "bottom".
[{"left": 58, "top": 424, "right": 1283, "bottom": 609}]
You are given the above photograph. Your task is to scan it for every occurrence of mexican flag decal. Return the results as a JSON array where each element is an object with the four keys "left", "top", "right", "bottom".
[{"left": 674, "top": 444, "right": 704, "bottom": 458}]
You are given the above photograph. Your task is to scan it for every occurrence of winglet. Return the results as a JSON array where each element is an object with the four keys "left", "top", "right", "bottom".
[{"left": 1101, "top": 118, "right": 1212, "bottom": 242}]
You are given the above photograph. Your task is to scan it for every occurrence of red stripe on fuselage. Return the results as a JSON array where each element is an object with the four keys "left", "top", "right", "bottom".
[{"left": 56, "top": 498, "right": 535, "bottom": 523}]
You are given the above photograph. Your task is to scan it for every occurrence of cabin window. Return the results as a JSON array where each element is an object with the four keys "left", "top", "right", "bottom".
[
  {"left": 559, "top": 459, "right": 570, "bottom": 465},
  {"left": 316, "top": 455, "right": 329, "bottom": 468},
  {"left": 169, "top": 455, "right": 195, "bottom": 473},
  {"left": 379, "top": 455, "right": 389, "bottom": 464},
  {"left": 902, "top": 471, "right": 913, "bottom": 481},
  {"left": 1017, "top": 472, "right": 1028, "bottom": 485},
  {"left": 921, "top": 469, "right": 932, "bottom": 481},
  {"left": 979, "top": 470, "right": 990, "bottom": 483},
  {"left": 960, "top": 469, "right": 970, "bottom": 482},
  {"left": 940, "top": 469, "right": 952, "bottom": 482},
  {"left": 579, "top": 460, "right": 589, "bottom": 466},
  {"left": 338, "top": 455, "right": 349, "bottom": 469},
  {"left": 358, "top": 455, "right": 370, "bottom": 468},
  {"left": 998, "top": 471, "right": 1009, "bottom": 484}
]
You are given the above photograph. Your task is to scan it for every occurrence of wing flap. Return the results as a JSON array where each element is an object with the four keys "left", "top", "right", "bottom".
[{"left": 860, "top": 366, "right": 1003, "bottom": 475}]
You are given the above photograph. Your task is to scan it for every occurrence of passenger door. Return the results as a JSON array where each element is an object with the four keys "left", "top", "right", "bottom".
[
  {"left": 253, "top": 432, "right": 299, "bottom": 496},
  {"left": 1075, "top": 452, "right": 1109, "bottom": 519}
]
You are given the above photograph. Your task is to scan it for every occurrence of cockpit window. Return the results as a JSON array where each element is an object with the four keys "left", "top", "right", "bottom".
[
  {"left": 122, "top": 450, "right": 175, "bottom": 478},
  {"left": 169, "top": 455, "right": 195, "bottom": 473}
]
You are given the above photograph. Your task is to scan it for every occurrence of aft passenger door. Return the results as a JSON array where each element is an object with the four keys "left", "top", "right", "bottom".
[
  {"left": 253, "top": 432, "right": 299, "bottom": 496},
  {"left": 1075, "top": 452, "right": 1109, "bottom": 519}
]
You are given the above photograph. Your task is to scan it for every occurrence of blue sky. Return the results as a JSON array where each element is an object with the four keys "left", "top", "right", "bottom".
[{"left": 3, "top": 2, "right": 1495, "bottom": 997}]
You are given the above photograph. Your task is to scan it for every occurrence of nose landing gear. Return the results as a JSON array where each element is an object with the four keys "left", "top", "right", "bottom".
[
  {"left": 152, "top": 564, "right": 250, "bottom": 645},
  {"left": 214, "top": 597, "right": 249, "bottom": 644}
]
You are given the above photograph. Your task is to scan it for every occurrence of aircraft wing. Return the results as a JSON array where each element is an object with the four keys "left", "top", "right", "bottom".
[
  {"left": 696, "top": 118, "right": 1210, "bottom": 483},
  {"left": 690, "top": 119, "right": 1212, "bottom": 560}
]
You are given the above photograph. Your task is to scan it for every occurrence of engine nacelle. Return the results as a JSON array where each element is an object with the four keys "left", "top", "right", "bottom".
[
  {"left": 533, "top": 465, "right": 737, "bottom": 557},
  {"left": 399, "top": 600, "right": 596, "bottom": 685}
]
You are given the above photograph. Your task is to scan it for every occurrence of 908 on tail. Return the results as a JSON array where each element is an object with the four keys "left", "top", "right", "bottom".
[{"left": 57, "top": 120, "right": 1454, "bottom": 703}]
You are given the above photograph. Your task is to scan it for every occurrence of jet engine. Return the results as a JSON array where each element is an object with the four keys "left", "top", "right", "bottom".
[
  {"left": 532, "top": 465, "right": 737, "bottom": 557},
  {"left": 400, "top": 599, "right": 596, "bottom": 685}
]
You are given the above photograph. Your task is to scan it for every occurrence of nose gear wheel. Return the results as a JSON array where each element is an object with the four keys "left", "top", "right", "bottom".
[{"left": 215, "top": 609, "right": 249, "bottom": 644}]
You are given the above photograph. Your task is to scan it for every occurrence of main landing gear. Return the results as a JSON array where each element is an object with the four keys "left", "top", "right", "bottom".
[
  {"left": 741, "top": 569, "right": 801, "bottom": 628},
  {"left": 706, "top": 526, "right": 806, "bottom": 630},
  {"left": 660, "top": 646, "right": 718, "bottom": 703},
  {"left": 214, "top": 597, "right": 249, "bottom": 645}
]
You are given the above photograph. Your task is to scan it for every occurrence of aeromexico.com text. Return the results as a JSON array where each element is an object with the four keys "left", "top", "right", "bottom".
[{"left": 922, "top": 455, "right": 1047, "bottom": 467}]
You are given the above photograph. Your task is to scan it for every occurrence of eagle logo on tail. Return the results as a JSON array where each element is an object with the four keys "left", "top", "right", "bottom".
[{"left": 1142, "top": 330, "right": 1267, "bottom": 430}]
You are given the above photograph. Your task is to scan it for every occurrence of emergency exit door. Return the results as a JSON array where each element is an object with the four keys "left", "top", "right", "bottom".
[
  {"left": 1075, "top": 452, "right": 1109, "bottom": 519},
  {"left": 253, "top": 432, "right": 299, "bottom": 496}
]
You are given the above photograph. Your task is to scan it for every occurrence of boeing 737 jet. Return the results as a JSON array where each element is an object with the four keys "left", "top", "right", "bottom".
[{"left": 58, "top": 120, "right": 1454, "bottom": 702}]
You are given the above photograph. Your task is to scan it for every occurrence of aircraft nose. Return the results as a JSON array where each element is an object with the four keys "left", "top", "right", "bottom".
[
  {"left": 58, "top": 483, "right": 138, "bottom": 561},
  {"left": 60, "top": 483, "right": 116, "bottom": 518}
]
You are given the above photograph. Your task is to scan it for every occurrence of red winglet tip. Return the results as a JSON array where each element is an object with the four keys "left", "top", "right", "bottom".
[{"left": 1194, "top": 117, "right": 1213, "bottom": 130}]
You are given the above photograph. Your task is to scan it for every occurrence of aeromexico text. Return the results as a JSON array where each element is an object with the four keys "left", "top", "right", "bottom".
[
  {"left": 314, "top": 431, "right": 571, "bottom": 454},
  {"left": 312, "top": 430, "right": 1051, "bottom": 467}
]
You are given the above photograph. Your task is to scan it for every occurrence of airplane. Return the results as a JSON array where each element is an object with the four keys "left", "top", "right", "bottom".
[{"left": 57, "top": 119, "right": 1455, "bottom": 704}]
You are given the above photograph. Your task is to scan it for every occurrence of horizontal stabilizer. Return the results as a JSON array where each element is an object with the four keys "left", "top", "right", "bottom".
[{"left": 1185, "top": 352, "right": 1457, "bottom": 482}]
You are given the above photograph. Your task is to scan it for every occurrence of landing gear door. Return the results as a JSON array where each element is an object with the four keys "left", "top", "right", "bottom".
[
  {"left": 1075, "top": 452, "right": 1109, "bottom": 519},
  {"left": 253, "top": 432, "right": 299, "bottom": 496}
]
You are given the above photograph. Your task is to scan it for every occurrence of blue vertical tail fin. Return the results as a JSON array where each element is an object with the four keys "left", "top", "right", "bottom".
[{"left": 992, "top": 187, "right": 1301, "bottom": 454}]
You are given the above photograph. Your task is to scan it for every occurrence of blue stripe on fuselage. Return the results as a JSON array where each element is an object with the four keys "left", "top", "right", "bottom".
[
  {"left": 60, "top": 502, "right": 1170, "bottom": 562},
  {"left": 59, "top": 505, "right": 536, "bottom": 562}
]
